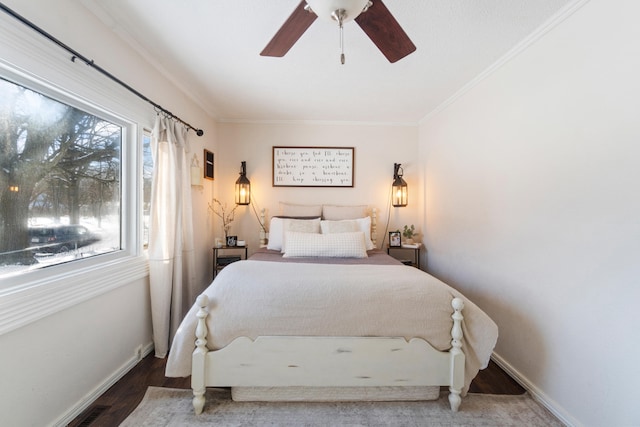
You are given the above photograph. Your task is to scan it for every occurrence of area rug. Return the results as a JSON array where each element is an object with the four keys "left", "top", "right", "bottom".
[{"left": 120, "top": 387, "right": 563, "bottom": 426}]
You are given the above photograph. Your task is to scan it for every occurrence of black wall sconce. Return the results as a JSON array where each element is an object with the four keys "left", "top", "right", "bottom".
[
  {"left": 235, "top": 161, "right": 251, "bottom": 205},
  {"left": 392, "top": 163, "right": 408, "bottom": 207}
]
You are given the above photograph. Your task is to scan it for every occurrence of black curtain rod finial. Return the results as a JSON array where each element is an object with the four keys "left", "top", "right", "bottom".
[{"left": 196, "top": 129, "right": 204, "bottom": 137}]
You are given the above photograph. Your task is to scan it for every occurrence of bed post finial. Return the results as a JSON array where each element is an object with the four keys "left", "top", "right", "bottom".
[
  {"left": 448, "top": 297, "right": 464, "bottom": 412},
  {"left": 192, "top": 294, "right": 209, "bottom": 414}
]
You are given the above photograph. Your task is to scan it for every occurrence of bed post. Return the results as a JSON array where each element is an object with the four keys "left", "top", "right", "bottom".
[
  {"left": 371, "top": 207, "right": 377, "bottom": 246},
  {"left": 259, "top": 208, "right": 267, "bottom": 247},
  {"left": 192, "top": 294, "right": 209, "bottom": 414},
  {"left": 448, "top": 297, "right": 465, "bottom": 412}
]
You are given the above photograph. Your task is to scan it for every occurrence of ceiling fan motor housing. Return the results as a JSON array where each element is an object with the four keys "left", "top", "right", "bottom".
[{"left": 306, "top": 0, "right": 371, "bottom": 23}]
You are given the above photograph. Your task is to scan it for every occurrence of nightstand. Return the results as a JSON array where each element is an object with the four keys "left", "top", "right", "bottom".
[
  {"left": 212, "top": 246, "right": 248, "bottom": 279},
  {"left": 387, "top": 245, "right": 421, "bottom": 268}
]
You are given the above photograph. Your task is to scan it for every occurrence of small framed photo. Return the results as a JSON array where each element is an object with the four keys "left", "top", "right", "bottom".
[
  {"left": 226, "top": 235, "right": 237, "bottom": 247},
  {"left": 389, "top": 231, "right": 401, "bottom": 247}
]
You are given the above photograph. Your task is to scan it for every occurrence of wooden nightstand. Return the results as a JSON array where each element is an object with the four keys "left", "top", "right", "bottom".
[
  {"left": 212, "top": 246, "right": 248, "bottom": 279},
  {"left": 387, "top": 245, "right": 421, "bottom": 268}
]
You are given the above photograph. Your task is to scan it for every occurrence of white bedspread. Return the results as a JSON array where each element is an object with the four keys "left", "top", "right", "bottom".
[{"left": 166, "top": 260, "right": 498, "bottom": 393}]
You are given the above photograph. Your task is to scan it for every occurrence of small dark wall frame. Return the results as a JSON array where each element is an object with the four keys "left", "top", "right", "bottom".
[
  {"left": 389, "top": 231, "right": 402, "bottom": 247},
  {"left": 204, "top": 149, "right": 214, "bottom": 180}
]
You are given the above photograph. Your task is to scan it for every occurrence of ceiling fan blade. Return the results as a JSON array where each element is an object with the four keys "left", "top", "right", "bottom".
[
  {"left": 355, "top": 0, "right": 416, "bottom": 63},
  {"left": 260, "top": 1, "right": 317, "bottom": 57}
]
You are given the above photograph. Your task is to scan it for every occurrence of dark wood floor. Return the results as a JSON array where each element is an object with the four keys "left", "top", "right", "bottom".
[{"left": 68, "top": 353, "right": 524, "bottom": 426}]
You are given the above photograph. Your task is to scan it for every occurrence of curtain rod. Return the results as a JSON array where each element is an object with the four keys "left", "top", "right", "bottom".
[{"left": 0, "top": 2, "right": 204, "bottom": 137}]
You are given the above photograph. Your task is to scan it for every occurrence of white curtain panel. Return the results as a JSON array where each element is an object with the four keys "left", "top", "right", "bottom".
[{"left": 148, "top": 116, "right": 197, "bottom": 358}]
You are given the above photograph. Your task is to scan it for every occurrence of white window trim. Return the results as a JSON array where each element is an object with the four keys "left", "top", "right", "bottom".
[{"left": 0, "top": 10, "right": 152, "bottom": 336}]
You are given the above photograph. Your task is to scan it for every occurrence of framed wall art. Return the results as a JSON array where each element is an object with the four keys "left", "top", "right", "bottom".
[
  {"left": 272, "top": 146, "right": 354, "bottom": 187},
  {"left": 204, "top": 149, "right": 214, "bottom": 180}
]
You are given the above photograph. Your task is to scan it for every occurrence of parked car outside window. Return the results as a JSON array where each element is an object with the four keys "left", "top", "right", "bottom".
[{"left": 28, "top": 225, "right": 100, "bottom": 254}]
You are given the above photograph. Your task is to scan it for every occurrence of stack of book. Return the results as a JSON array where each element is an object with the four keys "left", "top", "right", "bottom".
[{"left": 401, "top": 242, "right": 422, "bottom": 249}]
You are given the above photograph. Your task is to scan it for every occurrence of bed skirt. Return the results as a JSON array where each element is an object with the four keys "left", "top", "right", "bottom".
[{"left": 231, "top": 386, "right": 441, "bottom": 402}]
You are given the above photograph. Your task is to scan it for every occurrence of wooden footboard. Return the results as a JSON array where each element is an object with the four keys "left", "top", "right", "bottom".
[{"left": 191, "top": 294, "right": 465, "bottom": 415}]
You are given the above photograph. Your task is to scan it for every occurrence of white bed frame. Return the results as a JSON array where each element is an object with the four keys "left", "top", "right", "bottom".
[
  {"left": 190, "top": 206, "right": 465, "bottom": 414},
  {"left": 190, "top": 295, "right": 466, "bottom": 414}
]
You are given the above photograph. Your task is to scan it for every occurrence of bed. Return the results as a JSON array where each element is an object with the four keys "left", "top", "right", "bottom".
[{"left": 165, "top": 204, "right": 498, "bottom": 415}]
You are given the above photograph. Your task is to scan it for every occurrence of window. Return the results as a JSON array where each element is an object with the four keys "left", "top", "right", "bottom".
[
  {"left": 142, "top": 129, "right": 152, "bottom": 248},
  {"left": 0, "top": 77, "right": 122, "bottom": 279}
]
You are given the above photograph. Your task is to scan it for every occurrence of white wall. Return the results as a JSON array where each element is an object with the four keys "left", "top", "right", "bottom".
[
  {"left": 215, "top": 122, "right": 421, "bottom": 254},
  {"left": 419, "top": 0, "right": 640, "bottom": 425},
  {"left": 0, "top": 278, "right": 152, "bottom": 426},
  {"left": 0, "top": 1, "right": 217, "bottom": 425}
]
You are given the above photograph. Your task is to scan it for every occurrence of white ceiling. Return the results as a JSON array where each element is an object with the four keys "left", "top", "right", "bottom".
[{"left": 83, "top": 0, "right": 574, "bottom": 124}]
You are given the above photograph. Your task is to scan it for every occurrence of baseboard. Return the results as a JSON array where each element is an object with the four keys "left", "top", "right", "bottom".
[
  {"left": 51, "top": 341, "right": 154, "bottom": 427},
  {"left": 491, "top": 352, "right": 581, "bottom": 427}
]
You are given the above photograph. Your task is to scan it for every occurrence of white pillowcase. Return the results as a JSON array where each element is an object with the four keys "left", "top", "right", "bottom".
[
  {"left": 266, "top": 217, "right": 285, "bottom": 251},
  {"left": 320, "top": 216, "right": 375, "bottom": 250},
  {"left": 283, "top": 231, "right": 368, "bottom": 258},
  {"left": 266, "top": 217, "right": 321, "bottom": 252}
]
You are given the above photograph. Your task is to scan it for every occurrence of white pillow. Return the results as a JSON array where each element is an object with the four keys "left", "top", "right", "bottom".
[
  {"left": 266, "top": 217, "right": 285, "bottom": 251},
  {"left": 322, "top": 204, "right": 368, "bottom": 220},
  {"left": 283, "top": 231, "right": 368, "bottom": 258},
  {"left": 266, "top": 217, "right": 321, "bottom": 252},
  {"left": 280, "top": 202, "right": 323, "bottom": 217},
  {"left": 320, "top": 217, "right": 375, "bottom": 250}
]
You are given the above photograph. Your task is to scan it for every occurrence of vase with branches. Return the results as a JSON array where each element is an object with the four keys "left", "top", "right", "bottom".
[{"left": 208, "top": 198, "right": 238, "bottom": 239}]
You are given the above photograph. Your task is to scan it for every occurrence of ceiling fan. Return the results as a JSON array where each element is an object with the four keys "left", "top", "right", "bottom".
[{"left": 260, "top": 0, "right": 416, "bottom": 64}]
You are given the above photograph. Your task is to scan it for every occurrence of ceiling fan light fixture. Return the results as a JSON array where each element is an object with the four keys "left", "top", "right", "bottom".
[{"left": 305, "top": 0, "right": 371, "bottom": 24}]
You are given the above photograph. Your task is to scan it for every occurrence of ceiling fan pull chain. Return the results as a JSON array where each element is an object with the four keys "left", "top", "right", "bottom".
[
  {"left": 340, "top": 22, "right": 345, "bottom": 64},
  {"left": 332, "top": 8, "right": 347, "bottom": 65}
]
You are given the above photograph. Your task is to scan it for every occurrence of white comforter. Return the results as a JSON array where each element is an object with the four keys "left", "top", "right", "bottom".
[{"left": 166, "top": 260, "right": 498, "bottom": 393}]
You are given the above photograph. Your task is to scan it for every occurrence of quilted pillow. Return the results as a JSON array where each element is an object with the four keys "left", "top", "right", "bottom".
[
  {"left": 320, "top": 219, "right": 359, "bottom": 234},
  {"left": 320, "top": 217, "right": 375, "bottom": 250},
  {"left": 282, "top": 218, "right": 321, "bottom": 252},
  {"left": 283, "top": 231, "right": 368, "bottom": 258}
]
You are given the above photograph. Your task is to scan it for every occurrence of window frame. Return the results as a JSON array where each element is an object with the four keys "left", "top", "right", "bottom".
[{"left": 0, "top": 25, "right": 149, "bottom": 335}]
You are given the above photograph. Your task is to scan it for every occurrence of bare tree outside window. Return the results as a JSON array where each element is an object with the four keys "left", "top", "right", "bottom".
[{"left": 0, "top": 77, "right": 121, "bottom": 277}]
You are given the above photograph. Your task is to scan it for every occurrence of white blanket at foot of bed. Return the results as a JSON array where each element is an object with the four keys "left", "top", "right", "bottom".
[{"left": 166, "top": 260, "right": 498, "bottom": 393}]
